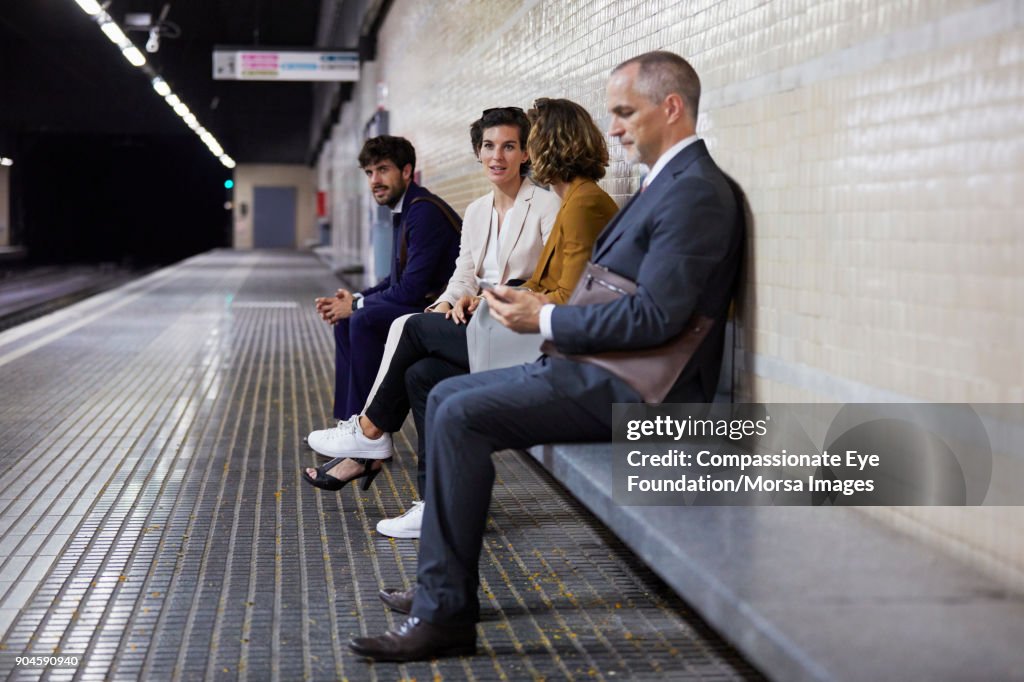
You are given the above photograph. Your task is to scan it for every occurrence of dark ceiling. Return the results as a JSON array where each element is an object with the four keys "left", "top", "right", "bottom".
[{"left": 0, "top": 0, "right": 323, "bottom": 164}]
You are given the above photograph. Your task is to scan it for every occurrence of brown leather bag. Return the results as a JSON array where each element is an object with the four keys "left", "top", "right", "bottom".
[{"left": 540, "top": 261, "right": 714, "bottom": 403}]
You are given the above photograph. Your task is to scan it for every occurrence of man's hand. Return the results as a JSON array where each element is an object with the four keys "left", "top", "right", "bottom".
[
  {"left": 315, "top": 289, "right": 355, "bottom": 324},
  {"left": 483, "top": 286, "right": 549, "bottom": 333},
  {"left": 447, "top": 295, "right": 480, "bottom": 325}
]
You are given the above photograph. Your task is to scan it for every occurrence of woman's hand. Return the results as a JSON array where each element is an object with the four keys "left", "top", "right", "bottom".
[
  {"left": 447, "top": 295, "right": 480, "bottom": 324},
  {"left": 429, "top": 301, "right": 453, "bottom": 314}
]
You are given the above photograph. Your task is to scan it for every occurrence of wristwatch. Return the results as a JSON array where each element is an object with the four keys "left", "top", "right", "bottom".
[{"left": 351, "top": 293, "right": 365, "bottom": 312}]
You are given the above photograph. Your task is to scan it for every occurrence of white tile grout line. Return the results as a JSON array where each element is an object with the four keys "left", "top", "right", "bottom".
[{"left": 701, "top": 0, "right": 1024, "bottom": 113}]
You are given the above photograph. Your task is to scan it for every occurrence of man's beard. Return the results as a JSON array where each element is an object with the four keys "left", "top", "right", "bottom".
[{"left": 373, "top": 179, "right": 407, "bottom": 208}]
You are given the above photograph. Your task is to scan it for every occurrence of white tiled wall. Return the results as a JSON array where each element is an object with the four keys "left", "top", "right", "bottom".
[{"left": 321, "top": 0, "right": 1024, "bottom": 587}]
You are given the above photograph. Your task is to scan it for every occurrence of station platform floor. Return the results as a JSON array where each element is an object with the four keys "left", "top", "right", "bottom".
[{"left": 0, "top": 250, "right": 761, "bottom": 680}]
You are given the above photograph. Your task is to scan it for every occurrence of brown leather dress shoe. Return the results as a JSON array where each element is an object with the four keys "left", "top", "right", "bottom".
[
  {"left": 378, "top": 586, "right": 414, "bottom": 614},
  {"left": 348, "top": 616, "right": 476, "bottom": 662}
]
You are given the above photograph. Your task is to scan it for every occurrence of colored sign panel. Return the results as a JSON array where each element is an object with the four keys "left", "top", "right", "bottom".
[{"left": 213, "top": 50, "right": 359, "bottom": 82}]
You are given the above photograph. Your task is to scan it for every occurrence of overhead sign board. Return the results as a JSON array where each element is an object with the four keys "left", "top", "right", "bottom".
[{"left": 213, "top": 49, "right": 359, "bottom": 82}]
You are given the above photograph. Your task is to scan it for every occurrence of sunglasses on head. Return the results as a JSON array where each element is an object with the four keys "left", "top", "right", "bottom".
[{"left": 482, "top": 106, "right": 525, "bottom": 117}]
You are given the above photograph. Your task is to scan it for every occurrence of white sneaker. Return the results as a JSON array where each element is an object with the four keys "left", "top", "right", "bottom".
[
  {"left": 307, "top": 415, "right": 393, "bottom": 459},
  {"left": 307, "top": 415, "right": 357, "bottom": 447},
  {"left": 376, "top": 501, "right": 424, "bottom": 539}
]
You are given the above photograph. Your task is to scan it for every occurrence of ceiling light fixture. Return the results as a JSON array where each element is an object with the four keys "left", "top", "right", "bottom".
[
  {"left": 0, "top": 158, "right": 13, "bottom": 167},
  {"left": 70, "top": 1, "right": 235, "bottom": 170},
  {"left": 122, "top": 46, "right": 146, "bottom": 67},
  {"left": 73, "top": 0, "right": 103, "bottom": 16},
  {"left": 99, "top": 20, "right": 129, "bottom": 46},
  {"left": 151, "top": 77, "right": 171, "bottom": 96}
]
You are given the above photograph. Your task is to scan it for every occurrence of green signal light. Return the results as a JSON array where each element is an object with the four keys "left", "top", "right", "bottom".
[{"left": 224, "top": 179, "right": 234, "bottom": 189}]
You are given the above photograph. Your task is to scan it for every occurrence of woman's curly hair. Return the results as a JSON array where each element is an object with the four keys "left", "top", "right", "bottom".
[{"left": 526, "top": 98, "right": 608, "bottom": 186}]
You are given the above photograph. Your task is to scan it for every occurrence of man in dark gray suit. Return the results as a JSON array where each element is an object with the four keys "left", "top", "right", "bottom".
[{"left": 349, "top": 51, "right": 745, "bottom": 662}]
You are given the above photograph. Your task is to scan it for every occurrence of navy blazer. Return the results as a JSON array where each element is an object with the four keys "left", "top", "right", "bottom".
[
  {"left": 547, "top": 140, "right": 744, "bottom": 404},
  {"left": 361, "top": 182, "right": 461, "bottom": 308}
]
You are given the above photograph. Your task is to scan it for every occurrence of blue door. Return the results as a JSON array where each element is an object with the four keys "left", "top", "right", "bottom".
[{"left": 253, "top": 186, "right": 297, "bottom": 248}]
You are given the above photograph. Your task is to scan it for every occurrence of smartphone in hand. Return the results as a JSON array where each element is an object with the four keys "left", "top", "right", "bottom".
[{"left": 476, "top": 278, "right": 510, "bottom": 302}]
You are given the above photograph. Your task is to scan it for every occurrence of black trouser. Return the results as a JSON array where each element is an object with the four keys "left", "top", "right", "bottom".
[{"left": 364, "top": 312, "right": 470, "bottom": 496}]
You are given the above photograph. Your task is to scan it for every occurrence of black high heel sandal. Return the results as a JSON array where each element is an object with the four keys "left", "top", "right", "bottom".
[{"left": 302, "top": 457, "right": 388, "bottom": 491}]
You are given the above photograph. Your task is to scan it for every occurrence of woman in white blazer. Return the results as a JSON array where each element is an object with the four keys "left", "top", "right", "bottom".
[
  {"left": 305, "top": 107, "right": 560, "bottom": 488},
  {"left": 429, "top": 109, "right": 560, "bottom": 313}
]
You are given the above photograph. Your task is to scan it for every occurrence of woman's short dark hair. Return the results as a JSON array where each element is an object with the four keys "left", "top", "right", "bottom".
[
  {"left": 470, "top": 107, "right": 532, "bottom": 175},
  {"left": 526, "top": 98, "right": 608, "bottom": 186},
  {"left": 358, "top": 135, "right": 416, "bottom": 173}
]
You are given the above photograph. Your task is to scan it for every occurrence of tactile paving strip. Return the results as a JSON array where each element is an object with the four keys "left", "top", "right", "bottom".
[{"left": 0, "top": 250, "right": 761, "bottom": 680}]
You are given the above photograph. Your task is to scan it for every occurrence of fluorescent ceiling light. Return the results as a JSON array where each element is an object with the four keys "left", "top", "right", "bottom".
[
  {"left": 73, "top": 0, "right": 103, "bottom": 15},
  {"left": 100, "top": 21, "right": 129, "bottom": 46},
  {"left": 122, "top": 46, "right": 146, "bottom": 67},
  {"left": 72, "top": 1, "right": 234, "bottom": 169},
  {"left": 152, "top": 78, "right": 171, "bottom": 96}
]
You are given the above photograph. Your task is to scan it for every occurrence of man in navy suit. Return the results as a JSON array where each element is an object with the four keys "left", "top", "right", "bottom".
[
  {"left": 313, "top": 136, "right": 460, "bottom": 432},
  {"left": 350, "top": 52, "right": 745, "bottom": 662}
]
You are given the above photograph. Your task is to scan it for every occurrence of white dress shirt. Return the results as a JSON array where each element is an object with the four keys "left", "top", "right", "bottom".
[{"left": 480, "top": 207, "right": 503, "bottom": 285}]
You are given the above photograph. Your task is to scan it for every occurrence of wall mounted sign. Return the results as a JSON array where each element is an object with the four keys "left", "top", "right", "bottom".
[{"left": 213, "top": 49, "right": 359, "bottom": 81}]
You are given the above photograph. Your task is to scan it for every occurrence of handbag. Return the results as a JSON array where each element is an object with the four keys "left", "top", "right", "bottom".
[{"left": 539, "top": 261, "right": 714, "bottom": 403}]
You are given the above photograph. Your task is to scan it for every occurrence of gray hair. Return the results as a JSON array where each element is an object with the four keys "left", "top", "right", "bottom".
[{"left": 613, "top": 51, "right": 701, "bottom": 123}]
